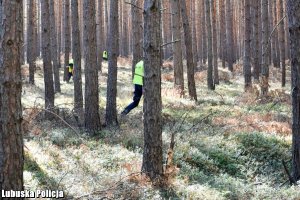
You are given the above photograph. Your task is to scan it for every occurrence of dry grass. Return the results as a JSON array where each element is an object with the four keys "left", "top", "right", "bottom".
[{"left": 21, "top": 58, "right": 297, "bottom": 199}]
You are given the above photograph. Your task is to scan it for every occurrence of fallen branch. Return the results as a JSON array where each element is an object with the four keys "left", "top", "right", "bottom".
[{"left": 74, "top": 172, "right": 144, "bottom": 199}]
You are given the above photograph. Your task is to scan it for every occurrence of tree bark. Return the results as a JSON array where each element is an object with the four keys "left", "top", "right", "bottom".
[
  {"left": 252, "top": 0, "right": 260, "bottom": 81},
  {"left": 201, "top": 0, "right": 207, "bottom": 64},
  {"left": 0, "top": 0, "right": 24, "bottom": 193},
  {"left": 261, "top": 0, "right": 270, "bottom": 96},
  {"left": 180, "top": 0, "right": 197, "bottom": 101},
  {"left": 244, "top": 0, "right": 252, "bottom": 90},
  {"left": 226, "top": 0, "right": 234, "bottom": 71},
  {"left": 96, "top": 0, "right": 103, "bottom": 72},
  {"left": 64, "top": 0, "right": 70, "bottom": 81},
  {"left": 212, "top": 0, "right": 219, "bottom": 85},
  {"left": 71, "top": 0, "right": 84, "bottom": 123},
  {"left": 205, "top": 0, "right": 214, "bottom": 90},
  {"left": 41, "top": 0, "right": 55, "bottom": 119},
  {"left": 142, "top": 0, "right": 163, "bottom": 181},
  {"left": 49, "top": 0, "right": 61, "bottom": 93},
  {"left": 131, "top": 0, "right": 143, "bottom": 79},
  {"left": 105, "top": 0, "right": 119, "bottom": 126},
  {"left": 27, "top": 0, "right": 37, "bottom": 84},
  {"left": 287, "top": 0, "right": 300, "bottom": 182},
  {"left": 278, "top": 0, "right": 286, "bottom": 87},
  {"left": 83, "top": 0, "right": 101, "bottom": 133},
  {"left": 219, "top": 0, "right": 226, "bottom": 68},
  {"left": 170, "top": 0, "right": 184, "bottom": 93}
]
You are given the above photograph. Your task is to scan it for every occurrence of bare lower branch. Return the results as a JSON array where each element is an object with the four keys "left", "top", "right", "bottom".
[
  {"left": 124, "top": 1, "right": 143, "bottom": 10},
  {"left": 161, "top": 39, "right": 180, "bottom": 47}
]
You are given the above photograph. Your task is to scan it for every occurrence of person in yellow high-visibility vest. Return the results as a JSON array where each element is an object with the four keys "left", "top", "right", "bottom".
[
  {"left": 121, "top": 60, "right": 144, "bottom": 115},
  {"left": 66, "top": 59, "right": 74, "bottom": 82},
  {"left": 103, "top": 50, "right": 108, "bottom": 61}
]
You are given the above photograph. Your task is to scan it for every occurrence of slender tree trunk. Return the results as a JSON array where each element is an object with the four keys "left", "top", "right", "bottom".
[
  {"left": 212, "top": 0, "right": 219, "bottom": 85},
  {"left": 252, "top": 0, "right": 260, "bottom": 81},
  {"left": 142, "top": 0, "right": 163, "bottom": 181},
  {"left": 64, "top": 0, "right": 70, "bottom": 81},
  {"left": 261, "top": 0, "right": 270, "bottom": 96},
  {"left": 71, "top": 0, "right": 83, "bottom": 123},
  {"left": 201, "top": 0, "right": 207, "bottom": 64},
  {"left": 273, "top": 0, "right": 281, "bottom": 68},
  {"left": 49, "top": 0, "right": 61, "bottom": 93},
  {"left": 278, "top": 0, "right": 286, "bottom": 87},
  {"left": 219, "top": 0, "right": 226, "bottom": 68},
  {"left": 180, "top": 0, "right": 197, "bottom": 101},
  {"left": 287, "top": 0, "right": 300, "bottom": 183},
  {"left": 41, "top": 0, "right": 55, "bottom": 119},
  {"left": 205, "top": 0, "right": 214, "bottom": 90},
  {"left": 170, "top": 0, "right": 184, "bottom": 94},
  {"left": 96, "top": 0, "right": 103, "bottom": 72},
  {"left": 83, "top": 0, "right": 101, "bottom": 133},
  {"left": 226, "top": 0, "right": 234, "bottom": 71},
  {"left": 27, "top": 0, "right": 37, "bottom": 84},
  {"left": 106, "top": 0, "right": 119, "bottom": 126},
  {"left": 0, "top": 0, "right": 24, "bottom": 192},
  {"left": 122, "top": 4, "right": 129, "bottom": 57},
  {"left": 191, "top": 0, "right": 198, "bottom": 63},
  {"left": 244, "top": 0, "right": 252, "bottom": 90},
  {"left": 131, "top": 0, "right": 143, "bottom": 79}
]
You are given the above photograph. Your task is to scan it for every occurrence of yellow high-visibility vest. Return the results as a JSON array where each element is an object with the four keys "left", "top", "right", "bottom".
[
  {"left": 133, "top": 60, "right": 144, "bottom": 86},
  {"left": 103, "top": 51, "right": 108, "bottom": 60}
]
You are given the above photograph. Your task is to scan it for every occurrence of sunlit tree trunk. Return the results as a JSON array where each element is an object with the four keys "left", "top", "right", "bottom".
[
  {"left": 105, "top": 0, "right": 119, "bottom": 126},
  {"left": 142, "top": 0, "right": 163, "bottom": 181},
  {"left": 0, "top": 0, "right": 24, "bottom": 192},
  {"left": 180, "top": 0, "right": 197, "bottom": 100}
]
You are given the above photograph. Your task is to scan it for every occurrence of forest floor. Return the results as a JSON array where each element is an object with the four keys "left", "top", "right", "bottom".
[{"left": 21, "top": 58, "right": 300, "bottom": 199}]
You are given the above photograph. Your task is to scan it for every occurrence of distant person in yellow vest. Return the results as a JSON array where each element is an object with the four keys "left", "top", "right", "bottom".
[
  {"left": 121, "top": 60, "right": 144, "bottom": 115},
  {"left": 66, "top": 59, "right": 74, "bottom": 82},
  {"left": 103, "top": 50, "right": 108, "bottom": 61}
]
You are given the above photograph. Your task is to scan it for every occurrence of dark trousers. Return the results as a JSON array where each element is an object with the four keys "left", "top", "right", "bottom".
[
  {"left": 124, "top": 84, "right": 143, "bottom": 113},
  {"left": 67, "top": 71, "right": 73, "bottom": 82}
]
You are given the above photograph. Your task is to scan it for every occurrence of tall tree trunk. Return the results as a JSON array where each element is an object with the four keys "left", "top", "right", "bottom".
[
  {"left": 49, "top": 0, "right": 61, "bottom": 93},
  {"left": 287, "top": 0, "right": 300, "bottom": 183},
  {"left": 191, "top": 0, "right": 198, "bottom": 63},
  {"left": 83, "top": 0, "right": 101, "bottom": 133},
  {"left": 0, "top": 0, "right": 24, "bottom": 192},
  {"left": 201, "top": 0, "right": 207, "bottom": 64},
  {"left": 105, "top": 0, "right": 119, "bottom": 126},
  {"left": 142, "top": 0, "right": 163, "bottom": 181},
  {"left": 252, "top": 0, "right": 260, "bottom": 81},
  {"left": 205, "top": 0, "right": 214, "bottom": 90},
  {"left": 273, "top": 0, "right": 281, "bottom": 69},
  {"left": 122, "top": 4, "right": 129, "bottom": 57},
  {"left": 96, "top": 0, "right": 103, "bottom": 72},
  {"left": 170, "top": 0, "right": 184, "bottom": 94},
  {"left": 64, "top": 0, "right": 70, "bottom": 81},
  {"left": 226, "top": 0, "right": 234, "bottom": 71},
  {"left": 105, "top": 0, "right": 109, "bottom": 50},
  {"left": 244, "top": 0, "right": 252, "bottom": 90},
  {"left": 219, "top": 0, "right": 226, "bottom": 68},
  {"left": 41, "top": 0, "right": 55, "bottom": 119},
  {"left": 131, "top": 0, "right": 143, "bottom": 79},
  {"left": 212, "top": 0, "right": 219, "bottom": 85},
  {"left": 180, "top": 0, "right": 197, "bottom": 101},
  {"left": 71, "top": 0, "right": 83, "bottom": 123},
  {"left": 27, "top": 0, "right": 37, "bottom": 84},
  {"left": 261, "top": 0, "right": 270, "bottom": 96},
  {"left": 278, "top": 0, "right": 286, "bottom": 87}
]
